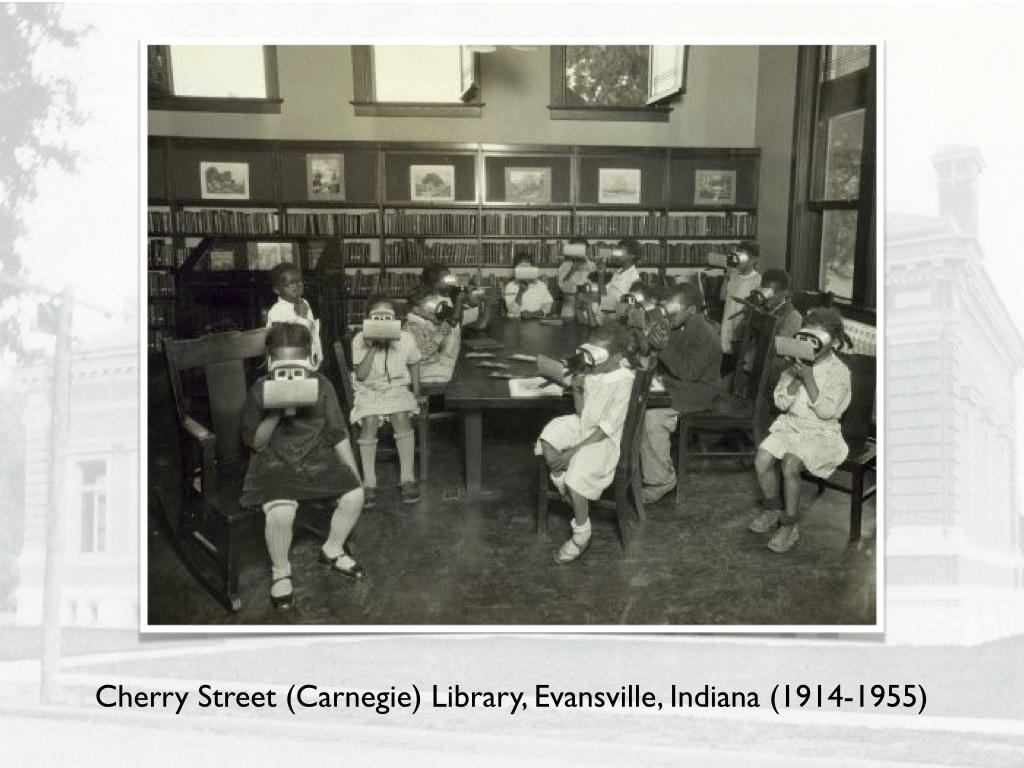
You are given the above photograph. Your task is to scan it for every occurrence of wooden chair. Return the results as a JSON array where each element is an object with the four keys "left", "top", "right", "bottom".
[
  {"left": 674, "top": 309, "right": 778, "bottom": 502},
  {"left": 537, "top": 366, "right": 656, "bottom": 553},
  {"left": 802, "top": 352, "right": 877, "bottom": 541},
  {"left": 332, "top": 341, "right": 431, "bottom": 480},
  {"left": 162, "top": 328, "right": 336, "bottom": 611}
]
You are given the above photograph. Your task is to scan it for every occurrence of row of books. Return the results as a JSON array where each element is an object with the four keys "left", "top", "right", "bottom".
[
  {"left": 175, "top": 210, "right": 280, "bottom": 235},
  {"left": 575, "top": 213, "right": 757, "bottom": 238},
  {"left": 147, "top": 241, "right": 191, "bottom": 269},
  {"left": 148, "top": 301, "right": 176, "bottom": 327},
  {"left": 283, "top": 212, "right": 378, "bottom": 236},
  {"left": 480, "top": 213, "right": 573, "bottom": 237},
  {"left": 148, "top": 210, "right": 172, "bottom": 232},
  {"left": 338, "top": 271, "right": 377, "bottom": 296},
  {"left": 384, "top": 212, "right": 478, "bottom": 236},
  {"left": 335, "top": 242, "right": 375, "bottom": 265},
  {"left": 148, "top": 271, "right": 176, "bottom": 296},
  {"left": 479, "top": 241, "right": 563, "bottom": 266},
  {"left": 383, "top": 241, "right": 478, "bottom": 266}
]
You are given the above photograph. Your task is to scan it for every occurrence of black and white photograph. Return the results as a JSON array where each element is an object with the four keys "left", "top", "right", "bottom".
[
  {"left": 597, "top": 167, "right": 641, "bottom": 204},
  {"left": 143, "top": 43, "right": 880, "bottom": 632},
  {"left": 694, "top": 169, "right": 737, "bottom": 205},
  {"left": 306, "top": 153, "right": 345, "bottom": 201},
  {"left": 505, "top": 167, "right": 552, "bottom": 204},
  {"left": 199, "top": 160, "right": 249, "bottom": 200},
  {"left": 410, "top": 164, "right": 455, "bottom": 201}
]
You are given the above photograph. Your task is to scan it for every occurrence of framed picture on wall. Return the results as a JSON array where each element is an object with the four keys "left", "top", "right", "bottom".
[
  {"left": 694, "top": 170, "right": 737, "bottom": 205},
  {"left": 306, "top": 154, "right": 345, "bottom": 201},
  {"left": 505, "top": 167, "right": 552, "bottom": 205},
  {"left": 410, "top": 165, "right": 455, "bottom": 202},
  {"left": 207, "top": 249, "right": 237, "bottom": 271},
  {"left": 199, "top": 161, "right": 250, "bottom": 200},
  {"left": 598, "top": 168, "right": 641, "bottom": 204}
]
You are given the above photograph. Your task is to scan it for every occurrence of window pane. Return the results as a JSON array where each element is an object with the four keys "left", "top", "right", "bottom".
[
  {"left": 819, "top": 210, "right": 857, "bottom": 300},
  {"left": 81, "top": 492, "right": 94, "bottom": 553},
  {"left": 564, "top": 46, "right": 649, "bottom": 107},
  {"left": 374, "top": 46, "right": 463, "bottom": 102},
  {"left": 824, "top": 45, "right": 870, "bottom": 80},
  {"left": 171, "top": 46, "right": 267, "bottom": 98},
  {"left": 823, "top": 109, "right": 864, "bottom": 200},
  {"left": 97, "top": 494, "right": 106, "bottom": 554}
]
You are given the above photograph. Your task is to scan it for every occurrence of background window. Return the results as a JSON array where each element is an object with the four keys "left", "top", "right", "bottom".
[
  {"left": 550, "top": 45, "right": 686, "bottom": 121},
  {"left": 148, "top": 45, "right": 281, "bottom": 113},
  {"left": 79, "top": 459, "right": 108, "bottom": 555},
  {"left": 351, "top": 46, "right": 481, "bottom": 117}
]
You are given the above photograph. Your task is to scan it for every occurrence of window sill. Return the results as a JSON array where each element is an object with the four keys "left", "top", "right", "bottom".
[
  {"left": 149, "top": 95, "right": 283, "bottom": 114},
  {"left": 548, "top": 105, "right": 672, "bottom": 122},
  {"left": 351, "top": 102, "right": 482, "bottom": 118}
]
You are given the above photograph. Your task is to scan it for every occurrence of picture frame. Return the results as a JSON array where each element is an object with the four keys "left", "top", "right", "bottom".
[
  {"left": 505, "top": 167, "right": 552, "bottom": 205},
  {"left": 410, "top": 165, "right": 455, "bottom": 202},
  {"left": 199, "top": 161, "right": 250, "bottom": 200},
  {"left": 247, "top": 242, "right": 296, "bottom": 271},
  {"left": 598, "top": 168, "right": 641, "bottom": 205},
  {"left": 208, "top": 248, "right": 237, "bottom": 271},
  {"left": 694, "top": 169, "right": 737, "bottom": 206},
  {"left": 306, "top": 154, "right": 345, "bottom": 201}
]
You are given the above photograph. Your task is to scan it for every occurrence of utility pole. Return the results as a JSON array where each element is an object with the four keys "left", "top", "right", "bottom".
[{"left": 40, "top": 283, "right": 73, "bottom": 704}]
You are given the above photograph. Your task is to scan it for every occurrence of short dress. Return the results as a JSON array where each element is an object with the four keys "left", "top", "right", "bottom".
[
  {"left": 759, "top": 354, "right": 852, "bottom": 478},
  {"left": 349, "top": 330, "right": 422, "bottom": 423},
  {"left": 404, "top": 313, "right": 459, "bottom": 384},
  {"left": 240, "top": 372, "right": 360, "bottom": 507}
]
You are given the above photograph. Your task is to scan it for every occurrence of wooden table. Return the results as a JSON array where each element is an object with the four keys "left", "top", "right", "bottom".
[{"left": 445, "top": 319, "right": 669, "bottom": 495}]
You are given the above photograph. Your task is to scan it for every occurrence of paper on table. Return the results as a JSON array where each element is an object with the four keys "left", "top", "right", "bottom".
[
  {"left": 465, "top": 352, "right": 497, "bottom": 359},
  {"left": 509, "top": 377, "right": 564, "bottom": 398},
  {"left": 650, "top": 377, "right": 666, "bottom": 393},
  {"left": 507, "top": 353, "right": 538, "bottom": 362}
]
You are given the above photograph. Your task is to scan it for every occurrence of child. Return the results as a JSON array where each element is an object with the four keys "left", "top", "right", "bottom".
[
  {"left": 718, "top": 241, "right": 762, "bottom": 373},
  {"left": 504, "top": 253, "right": 553, "bottom": 319},
  {"left": 603, "top": 238, "right": 643, "bottom": 306},
  {"left": 556, "top": 237, "right": 596, "bottom": 320},
  {"left": 623, "top": 280, "right": 670, "bottom": 369},
  {"left": 404, "top": 287, "right": 459, "bottom": 385},
  {"left": 350, "top": 298, "right": 423, "bottom": 506},
  {"left": 420, "top": 263, "right": 489, "bottom": 328},
  {"left": 749, "top": 308, "right": 853, "bottom": 553},
  {"left": 240, "top": 323, "right": 364, "bottom": 611},
  {"left": 756, "top": 268, "right": 803, "bottom": 340},
  {"left": 266, "top": 263, "right": 323, "bottom": 369},
  {"left": 535, "top": 327, "right": 635, "bottom": 564}
]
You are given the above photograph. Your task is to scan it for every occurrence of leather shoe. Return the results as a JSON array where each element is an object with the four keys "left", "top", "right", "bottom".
[
  {"left": 270, "top": 577, "right": 294, "bottom": 611},
  {"left": 318, "top": 550, "right": 366, "bottom": 580}
]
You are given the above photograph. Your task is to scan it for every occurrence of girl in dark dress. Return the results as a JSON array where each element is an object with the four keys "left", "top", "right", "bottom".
[{"left": 241, "top": 323, "right": 365, "bottom": 610}]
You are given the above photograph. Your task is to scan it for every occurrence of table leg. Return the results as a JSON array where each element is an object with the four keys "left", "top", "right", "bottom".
[{"left": 463, "top": 410, "right": 483, "bottom": 494}]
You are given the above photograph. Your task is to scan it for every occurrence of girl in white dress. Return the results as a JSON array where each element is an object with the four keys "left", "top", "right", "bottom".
[{"left": 749, "top": 308, "right": 853, "bottom": 553}]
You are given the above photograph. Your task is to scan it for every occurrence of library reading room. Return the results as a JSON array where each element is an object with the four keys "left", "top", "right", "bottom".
[{"left": 146, "top": 44, "right": 878, "bottom": 628}]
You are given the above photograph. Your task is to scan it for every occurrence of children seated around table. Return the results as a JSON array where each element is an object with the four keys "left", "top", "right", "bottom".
[
  {"left": 556, "top": 236, "right": 596, "bottom": 321},
  {"left": 639, "top": 283, "right": 722, "bottom": 503},
  {"left": 504, "top": 252, "right": 553, "bottom": 319},
  {"left": 622, "top": 280, "right": 671, "bottom": 369},
  {"left": 749, "top": 308, "right": 853, "bottom": 553},
  {"left": 240, "top": 323, "right": 365, "bottom": 611},
  {"left": 535, "top": 326, "right": 634, "bottom": 564},
  {"left": 266, "top": 262, "right": 323, "bottom": 368},
  {"left": 404, "top": 286, "right": 459, "bottom": 385},
  {"left": 350, "top": 297, "right": 423, "bottom": 507},
  {"left": 420, "top": 262, "right": 490, "bottom": 329},
  {"left": 719, "top": 241, "right": 762, "bottom": 375},
  {"left": 603, "top": 238, "right": 643, "bottom": 306}
]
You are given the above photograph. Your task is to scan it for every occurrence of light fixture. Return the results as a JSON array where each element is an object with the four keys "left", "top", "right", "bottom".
[
  {"left": 465, "top": 45, "right": 498, "bottom": 54},
  {"left": 510, "top": 45, "right": 539, "bottom": 52}
]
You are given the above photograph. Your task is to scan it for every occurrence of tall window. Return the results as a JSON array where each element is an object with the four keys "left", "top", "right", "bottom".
[
  {"left": 79, "top": 460, "right": 108, "bottom": 555},
  {"left": 550, "top": 45, "right": 687, "bottom": 121},
  {"left": 148, "top": 45, "right": 281, "bottom": 113},
  {"left": 788, "top": 45, "right": 876, "bottom": 313},
  {"left": 351, "top": 46, "right": 481, "bottom": 117}
]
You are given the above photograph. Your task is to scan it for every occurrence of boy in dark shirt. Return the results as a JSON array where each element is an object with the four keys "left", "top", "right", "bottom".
[{"left": 639, "top": 283, "right": 722, "bottom": 503}]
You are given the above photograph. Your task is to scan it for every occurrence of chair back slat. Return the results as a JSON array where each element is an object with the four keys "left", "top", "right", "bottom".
[
  {"left": 163, "top": 327, "right": 270, "bottom": 461},
  {"left": 840, "top": 353, "right": 876, "bottom": 440},
  {"left": 619, "top": 366, "right": 656, "bottom": 474},
  {"left": 331, "top": 340, "right": 356, "bottom": 420},
  {"left": 730, "top": 310, "right": 777, "bottom": 402}
]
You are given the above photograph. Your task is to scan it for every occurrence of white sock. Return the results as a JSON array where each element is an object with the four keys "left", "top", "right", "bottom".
[
  {"left": 550, "top": 472, "right": 567, "bottom": 496},
  {"left": 323, "top": 492, "right": 361, "bottom": 561},
  {"left": 570, "top": 518, "right": 592, "bottom": 545},
  {"left": 394, "top": 429, "right": 416, "bottom": 484},
  {"left": 263, "top": 500, "right": 297, "bottom": 592},
  {"left": 358, "top": 439, "right": 378, "bottom": 488}
]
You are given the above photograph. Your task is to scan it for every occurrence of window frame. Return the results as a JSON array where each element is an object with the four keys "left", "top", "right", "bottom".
[
  {"left": 548, "top": 46, "right": 679, "bottom": 122},
  {"left": 77, "top": 458, "right": 109, "bottom": 557},
  {"left": 350, "top": 46, "right": 483, "bottom": 118},
  {"left": 148, "top": 45, "right": 283, "bottom": 114},
  {"left": 787, "top": 45, "right": 876, "bottom": 321}
]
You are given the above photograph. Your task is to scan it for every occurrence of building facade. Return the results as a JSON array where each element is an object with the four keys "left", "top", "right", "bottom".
[
  {"left": 887, "top": 145, "right": 1024, "bottom": 643},
  {"left": 12, "top": 320, "right": 139, "bottom": 628}
]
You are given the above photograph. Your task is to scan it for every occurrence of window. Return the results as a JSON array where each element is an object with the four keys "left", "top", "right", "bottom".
[
  {"left": 148, "top": 45, "right": 282, "bottom": 114},
  {"left": 549, "top": 45, "right": 686, "bottom": 121},
  {"left": 351, "top": 46, "right": 481, "bottom": 117},
  {"left": 79, "top": 459, "right": 108, "bottom": 555},
  {"left": 788, "top": 45, "right": 876, "bottom": 314}
]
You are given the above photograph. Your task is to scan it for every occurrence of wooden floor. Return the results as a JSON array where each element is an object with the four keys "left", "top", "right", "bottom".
[{"left": 146, "top": 367, "right": 877, "bottom": 628}]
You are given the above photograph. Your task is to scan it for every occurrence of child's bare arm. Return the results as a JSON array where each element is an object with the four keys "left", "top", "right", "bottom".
[
  {"left": 251, "top": 413, "right": 282, "bottom": 452},
  {"left": 353, "top": 337, "right": 377, "bottom": 381}
]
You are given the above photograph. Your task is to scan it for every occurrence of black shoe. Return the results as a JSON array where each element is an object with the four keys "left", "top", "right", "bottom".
[
  {"left": 318, "top": 550, "right": 366, "bottom": 580},
  {"left": 270, "top": 577, "right": 294, "bottom": 611}
]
